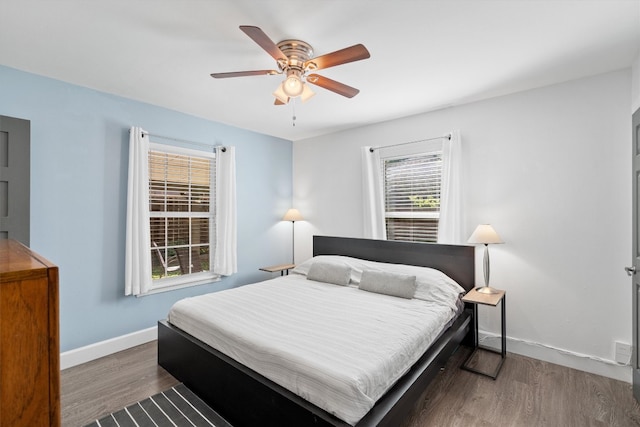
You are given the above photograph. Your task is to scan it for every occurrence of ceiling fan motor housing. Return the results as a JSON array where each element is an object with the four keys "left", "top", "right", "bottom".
[{"left": 277, "top": 40, "right": 315, "bottom": 73}]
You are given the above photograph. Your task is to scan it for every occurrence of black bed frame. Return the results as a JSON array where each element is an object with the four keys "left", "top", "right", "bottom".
[{"left": 158, "top": 236, "right": 475, "bottom": 427}]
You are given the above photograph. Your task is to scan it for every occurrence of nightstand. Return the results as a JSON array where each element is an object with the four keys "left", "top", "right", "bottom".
[
  {"left": 259, "top": 263, "right": 296, "bottom": 276},
  {"left": 461, "top": 288, "right": 506, "bottom": 379}
]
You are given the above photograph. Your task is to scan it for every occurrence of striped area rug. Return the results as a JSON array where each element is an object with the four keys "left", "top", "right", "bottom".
[{"left": 83, "top": 384, "right": 232, "bottom": 427}]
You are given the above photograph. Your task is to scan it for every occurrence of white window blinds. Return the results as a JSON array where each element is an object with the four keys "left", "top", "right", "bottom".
[
  {"left": 383, "top": 151, "right": 442, "bottom": 243},
  {"left": 148, "top": 148, "right": 216, "bottom": 283}
]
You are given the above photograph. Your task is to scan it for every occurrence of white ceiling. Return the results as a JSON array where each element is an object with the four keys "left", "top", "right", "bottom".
[{"left": 1, "top": 1, "right": 639, "bottom": 141}]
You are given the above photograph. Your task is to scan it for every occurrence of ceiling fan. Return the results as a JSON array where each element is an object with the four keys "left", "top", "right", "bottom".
[{"left": 211, "top": 26, "right": 371, "bottom": 105}]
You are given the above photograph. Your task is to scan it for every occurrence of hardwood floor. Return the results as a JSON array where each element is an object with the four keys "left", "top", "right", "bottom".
[
  {"left": 61, "top": 342, "right": 640, "bottom": 426},
  {"left": 61, "top": 342, "right": 179, "bottom": 426},
  {"left": 404, "top": 348, "right": 640, "bottom": 427}
]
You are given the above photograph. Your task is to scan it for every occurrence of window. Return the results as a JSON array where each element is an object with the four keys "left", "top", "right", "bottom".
[
  {"left": 382, "top": 150, "right": 443, "bottom": 243},
  {"left": 148, "top": 143, "right": 217, "bottom": 289}
]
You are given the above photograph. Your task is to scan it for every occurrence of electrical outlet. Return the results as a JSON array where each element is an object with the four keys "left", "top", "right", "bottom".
[{"left": 615, "top": 341, "right": 632, "bottom": 364}]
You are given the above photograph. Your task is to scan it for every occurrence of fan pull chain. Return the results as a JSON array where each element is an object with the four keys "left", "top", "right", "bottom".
[{"left": 292, "top": 99, "right": 297, "bottom": 127}]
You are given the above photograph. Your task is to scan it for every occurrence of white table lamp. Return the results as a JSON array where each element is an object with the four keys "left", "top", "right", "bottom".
[{"left": 467, "top": 224, "right": 504, "bottom": 294}]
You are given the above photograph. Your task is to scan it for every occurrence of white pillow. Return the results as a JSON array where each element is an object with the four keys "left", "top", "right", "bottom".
[
  {"left": 292, "top": 256, "right": 336, "bottom": 275},
  {"left": 292, "top": 255, "right": 464, "bottom": 309},
  {"left": 306, "top": 261, "right": 352, "bottom": 286},
  {"left": 359, "top": 270, "right": 417, "bottom": 299}
]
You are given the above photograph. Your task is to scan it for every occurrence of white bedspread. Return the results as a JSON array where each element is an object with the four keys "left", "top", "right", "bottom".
[{"left": 168, "top": 274, "right": 459, "bottom": 425}]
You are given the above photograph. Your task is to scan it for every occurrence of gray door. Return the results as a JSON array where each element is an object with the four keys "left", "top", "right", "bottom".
[
  {"left": 632, "top": 107, "right": 640, "bottom": 400},
  {"left": 0, "top": 115, "right": 30, "bottom": 245}
]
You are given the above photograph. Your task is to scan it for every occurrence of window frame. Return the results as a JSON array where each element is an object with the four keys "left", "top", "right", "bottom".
[
  {"left": 147, "top": 142, "right": 219, "bottom": 294},
  {"left": 380, "top": 140, "right": 444, "bottom": 243}
]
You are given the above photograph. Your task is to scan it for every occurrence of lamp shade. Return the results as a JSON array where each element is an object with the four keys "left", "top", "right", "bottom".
[
  {"left": 283, "top": 208, "right": 303, "bottom": 222},
  {"left": 273, "top": 84, "right": 289, "bottom": 104},
  {"left": 467, "top": 224, "right": 503, "bottom": 244},
  {"left": 300, "top": 83, "right": 315, "bottom": 102}
]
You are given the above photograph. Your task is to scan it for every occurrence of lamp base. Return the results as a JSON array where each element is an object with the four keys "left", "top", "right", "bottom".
[{"left": 475, "top": 286, "right": 500, "bottom": 295}]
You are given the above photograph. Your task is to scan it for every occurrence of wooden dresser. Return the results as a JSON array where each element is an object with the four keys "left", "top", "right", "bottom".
[{"left": 0, "top": 239, "right": 60, "bottom": 427}]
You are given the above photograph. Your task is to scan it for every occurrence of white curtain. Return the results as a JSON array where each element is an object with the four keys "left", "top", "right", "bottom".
[
  {"left": 125, "top": 127, "right": 152, "bottom": 296},
  {"left": 214, "top": 146, "right": 237, "bottom": 276},
  {"left": 361, "top": 146, "right": 387, "bottom": 239},
  {"left": 437, "top": 130, "right": 462, "bottom": 244}
]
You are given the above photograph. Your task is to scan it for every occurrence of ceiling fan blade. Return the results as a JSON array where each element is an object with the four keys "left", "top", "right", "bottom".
[
  {"left": 210, "top": 70, "right": 278, "bottom": 79},
  {"left": 305, "top": 44, "right": 370, "bottom": 70},
  {"left": 240, "top": 25, "right": 287, "bottom": 62},
  {"left": 274, "top": 98, "right": 288, "bottom": 105},
  {"left": 306, "top": 74, "right": 360, "bottom": 98}
]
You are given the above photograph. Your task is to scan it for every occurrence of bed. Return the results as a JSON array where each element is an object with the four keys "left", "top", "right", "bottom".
[{"left": 158, "top": 236, "right": 475, "bottom": 427}]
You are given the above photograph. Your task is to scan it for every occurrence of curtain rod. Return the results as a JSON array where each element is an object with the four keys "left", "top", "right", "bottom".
[
  {"left": 131, "top": 128, "right": 226, "bottom": 152},
  {"left": 368, "top": 133, "right": 451, "bottom": 152}
]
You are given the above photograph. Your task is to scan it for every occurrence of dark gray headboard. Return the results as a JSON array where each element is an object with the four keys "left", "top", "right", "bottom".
[{"left": 312, "top": 236, "right": 475, "bottom": 291}]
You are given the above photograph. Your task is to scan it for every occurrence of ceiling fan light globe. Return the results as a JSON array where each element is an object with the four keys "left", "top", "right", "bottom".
[
  {"left": 273, "top": 83, "right": 290, "bottom": 104},
  {"left": 283, "top": 74, "right": 304, "bottom": 97},
  {"left": 300, "top": 84, "right": 315, "bottom": 102}
]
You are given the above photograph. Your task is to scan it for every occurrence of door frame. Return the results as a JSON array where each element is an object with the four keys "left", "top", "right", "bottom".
[
  {"left": 632, "top": 106, "right": 640, "bottom": 400},
  {"left": 0, "top": 115, "right": 30, "bottom": 245}
]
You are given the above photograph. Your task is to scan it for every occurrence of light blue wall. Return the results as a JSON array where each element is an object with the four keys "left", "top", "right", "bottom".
[{"left": 0, "top": 65, "right": 293, "bottom": 352}]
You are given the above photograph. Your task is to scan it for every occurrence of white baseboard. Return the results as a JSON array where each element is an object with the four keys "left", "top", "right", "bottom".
[
  {"left": 479, "top": 331, "right": 632, "bottom": 383},
  {"left": 60, "top": 326, "right": 157, "bottom": 370}
]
